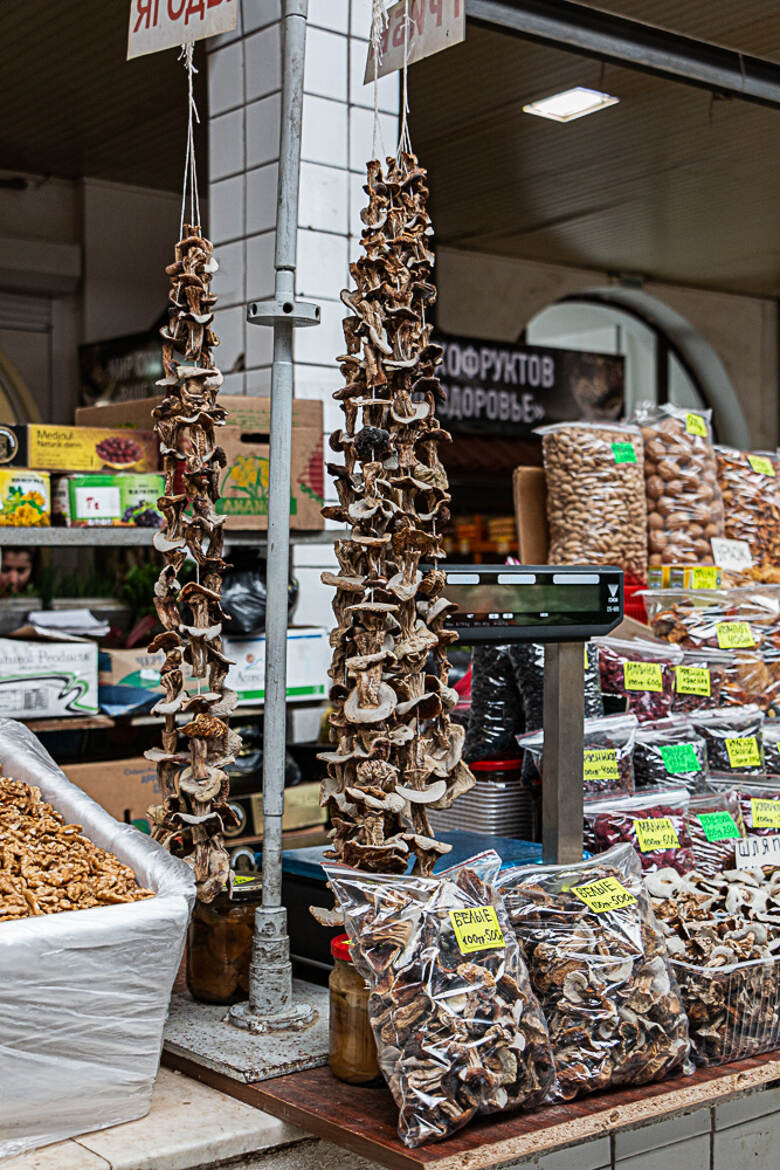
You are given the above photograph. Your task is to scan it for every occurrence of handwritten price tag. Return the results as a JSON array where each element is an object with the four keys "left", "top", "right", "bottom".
[
  {"left": 675, "top": 665, "right": 711, "bottom": 696},
  {"left": 691, "top": 566, "right": 720, "bottom": 589},
  {"left": 571, "top": 876, "right": 637, "bottom": 913},
  {"left": 612, "top": 441, "right": 637, "bottom": 464},
  {"left": 583, "top": 748, "right": 619, "bottom": 783},
  {"left": 747, "top": 454, "right": 776, "bottom": 477},
  {"left": 659, "top": 743, "right": 701, "bottom": 775},
  {"left": 697, "top": 811, "right": 741, "bottom": 843},
  {"left": 623, "top": 661, "right": 663, "bottom": 692},
  {"left": 751, "top": 798, "right": 780, "bottom": 829},
  {"left": 449, "top": 906, "right": 506, "bottom": 955},
  {"left": 685, "top": 412, "right": 708, "bottom": 437},
  {"left": 716, "top": 621, "right": 756, "bottom": 649},
  {"left": 634, "top": 817, "right": 680, "bottom": 853},
  {"left": 735, "top": 835, "right": 780, "bottom": 870},
  {"left": 725, "top": 736, "right": 761, "bottom": 769}
]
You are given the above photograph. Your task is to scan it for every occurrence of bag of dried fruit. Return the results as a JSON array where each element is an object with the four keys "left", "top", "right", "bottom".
[
  {"left": 583, "top": 786, "right": 695, "bottom": 873},
  {"left": 634, "top": 715, "right": 710, "bottom": 794},
  {"left": 594, "top": 636, "right": 683, "bottom": 722}
]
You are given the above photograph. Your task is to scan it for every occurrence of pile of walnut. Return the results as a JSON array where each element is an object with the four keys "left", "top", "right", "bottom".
[
  {"left": 146, "top": 223, "right": 241, "bottom": 903},
  {"left": 0, "top": 778, "right": 153, "bottom": 920},
  {"left": 318, "top": 154, "right": 474, "bottom": 876}
]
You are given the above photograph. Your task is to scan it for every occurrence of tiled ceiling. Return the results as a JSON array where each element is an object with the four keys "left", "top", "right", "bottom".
[{"left": 0, "top": 0, "right": 207, "bottom": 191}]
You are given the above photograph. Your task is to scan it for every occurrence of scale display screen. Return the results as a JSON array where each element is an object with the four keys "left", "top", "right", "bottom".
[{"left": 441, "top": 565, "right": 624, "bottom": 643}]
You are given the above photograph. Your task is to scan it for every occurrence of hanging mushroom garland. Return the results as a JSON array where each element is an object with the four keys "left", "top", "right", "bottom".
[
  {"left": 146, "top": 224, "right": 241, "bottom": 903},
  {"left": 319, "top": 152, "right": 475, "bottom": 876}
]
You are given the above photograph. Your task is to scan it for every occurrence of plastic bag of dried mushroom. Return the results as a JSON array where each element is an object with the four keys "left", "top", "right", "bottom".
[
  {"left": 325, "top": 860, "right": 554, "bottom": 1147},
  {"left": 714, "top": 446, "right": 780, "bottom": 568},
  {"left": 538, "top": 421, "right": 648, "bottom": 579},
  {"left": 498, "top": 843, "right": 691, "bottom": 1099}
]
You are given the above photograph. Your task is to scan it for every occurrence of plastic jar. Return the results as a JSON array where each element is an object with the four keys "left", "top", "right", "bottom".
[
  {"left": 186, "top": 875, "right": 262, "bottom": 1004},
  {"left": 328, "top": 934, "right": 381, "bottom": 1086}
]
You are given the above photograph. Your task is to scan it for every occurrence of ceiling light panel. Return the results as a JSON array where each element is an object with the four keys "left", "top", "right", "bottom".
[{"left": 523, "top": 86, "right": 620, "bottom": 123}]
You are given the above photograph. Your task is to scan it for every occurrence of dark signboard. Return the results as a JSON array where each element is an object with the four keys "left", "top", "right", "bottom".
[
  {"left": 78, "top": 324, "right": 163, "bottom": 406},
  {"left": 433, "top": 330, "right": 625, "bottom": 436}
]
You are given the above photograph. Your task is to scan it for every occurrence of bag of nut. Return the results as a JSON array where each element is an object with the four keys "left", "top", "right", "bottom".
[
  {"left": 632, "top": 402, "right": 724, "bottom": 567},
  {"left": 498, "top": 843, "right": 691, "bottom": 1100},
  {"left": 538, "top": 422, "right": 648, "bottom": 578},
  {"left": 325, "top": 860, "right": 555, "bottom": 1147},
  {"left": 715, "top": 446, "right": 780, "bottom": 568}
]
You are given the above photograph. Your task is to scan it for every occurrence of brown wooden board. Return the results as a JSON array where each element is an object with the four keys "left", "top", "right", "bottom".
[{"left": 164, "top": 1051, "right": 780, "bottom": 1170}]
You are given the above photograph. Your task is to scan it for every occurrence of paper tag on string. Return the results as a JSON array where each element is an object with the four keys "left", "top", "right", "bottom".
[
  {"left": 128, "top": 0, "right": 237, "bottom": 60},
  {"left": 364, "top": 0, "right": 465, "bottom": 82},
  {"left": 449, "top": 906, "right": 505, "bottom": 954},
  {"left": 571, "top": 877, "right": 637, "bottom": 913}
]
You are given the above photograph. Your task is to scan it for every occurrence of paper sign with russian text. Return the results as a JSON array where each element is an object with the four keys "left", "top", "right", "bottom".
[
  {"left": 128, "top": 0, "right": 237, "bottom": 60},
  {"left": 735, "top": 835, "right": 780, "bottom": 870},
  {"left": 449, "top": 906, "right": 505, "bottom": 954},
  {"left": 364, "top": 0, "right": 465, "bottom": 83}
]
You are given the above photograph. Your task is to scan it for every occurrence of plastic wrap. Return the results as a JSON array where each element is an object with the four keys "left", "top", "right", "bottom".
[
  {"left": 672, "top": 648, "right": 730, "bottom": 713},
  {"left": 707, "top": 777, "right": 780, "bottom": 837},
  {"left": 463, "top": 644, "right": 524, "bottom": 763},
  {"left": 595, "top": 637, "right": 682, "bottom": 722},
  {"left": 507, "top": 642, "right": 603, "bottom": 731},
  {"left": 634, "top": 716, "right": 710, "bottom": 794},
  {"left": 763, "top": 720, "right": 780, "bottom": 777},
  {"left": 498, "top": 844, "right": 690, "bottom": 1100},
  {"left": 539, "top": 422, "right": 647, "bottom": 578},
  {"left": 633, "top": 402, "right": 724, "bottom": 567},
  {"left": 324, "top": 861, "right": 554, "bottom": 1148},
  {"left": 518, "top": 714, "right": 638, "bottom": 798},
  {"left": 715, "top": 446, "right": 780, "bottom": 568},
  {"left": 583, "top": 786, "right": 694, "bottom": 873},
  {"left": 0, "top": 718, "right": 195, "bottom": 1160},
  {"left": 685, "top": 791, "right": 745, "bottom": 875},
  {"left": 690, "top": 705, "right": 765, "bottom": 779},
  {"left": 674, "top": 955, "right": 780, "bottom": 1065}
]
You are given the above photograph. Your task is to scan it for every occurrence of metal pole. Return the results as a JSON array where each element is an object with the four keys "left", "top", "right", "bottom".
[
  {"left": 542, "top": 642, "right": 585, "bottom": 865},
  {"left": 230, "top": 0, "right": 319, "bottom": 1033}
]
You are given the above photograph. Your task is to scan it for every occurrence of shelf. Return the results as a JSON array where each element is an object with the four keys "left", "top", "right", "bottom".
[
  {"left": 22, "top": 704, "right": 268, "bottom": 733},
  {"left": 0, "top": 527, "right": 345, "bottom": 548}
]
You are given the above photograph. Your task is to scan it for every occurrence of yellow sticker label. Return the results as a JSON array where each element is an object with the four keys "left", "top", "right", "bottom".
[
  {"left": 583, "top": 748, "right": 619, "bottom": 782},
  {"left": 716, "top": 621, "right": 756, "bottom": 649},
  {"left": 571, "top": 876, "right": 637, "bottom": 914},
  {"left": 449, "top": 906, "right": 506, "bottom": 955},
  {"left": 685, "top": 412, "right": 707, "bottom": 437},
  {"left": 725, "top": 736, "right": 761, "bottom": 768},
  {"left": 747, "top": 455, "right": 776, "bottom": 477},
  {"left": 634, "top": 817, "right": 680, "bottom": 853},
  {"left": 233, "top": 874, "right": 257, "bottom": 885},
  {"left": 675, "top": 665, "right": 711, "bottom": 697},
  {"left": 751, "top": 798, "right": 780, "bottom": 829},
  {"left": 623, "top": 661, "right": 663, "bottom": 692},
  {"left": 584, "top": 646, "right": 589, "bottom": 670},
  {"left": 691, "top": 566, "right": 720, "bottom": 589}
]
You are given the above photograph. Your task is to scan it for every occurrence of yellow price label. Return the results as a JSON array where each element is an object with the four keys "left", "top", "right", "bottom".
[
  {"left": 716, "top": 621, "right": 756, "bottom": 649},
  {"left": 623, "top": 661, "right": 663, "bottom": 692},
  {"left": 685, "top": 412, "right": 707, "bottom": 437},
  {"left": 725, "top": 736, "right": 761, "bottom": 768},
  {"left": 634, "top": 817, "right": 680, "bottom": 853},
  {"left": 675, "top": 665, "right": 711, "bottom": 696},
  {"left": 233, "top": 874, "right": 258, "bottom": 885},
  {"left": 449, "top": 906, "right": 506, "bottom": 955},
  {"left": 584, "top": 646, "right": 589, "bottom": 669},
  {"left": 747, "top": 455, "right": 776, "bottom": 477},
  {"left": 691, "top": 566, "right": 719, "bottom": 589},
  {"left": 571, "top": 876, "right": 637, "bottom": 914},
  {"left": 750, "top": 798, "right": 780, "bottom": 829},
  {"left": 583, "top": 748, "right": 619, "bottom": 782}
]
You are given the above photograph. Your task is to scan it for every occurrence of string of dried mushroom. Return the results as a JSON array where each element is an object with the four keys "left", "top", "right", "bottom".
[
  {"left": 146, "top": 224, "right": 241, "bottom": 902},
  {"left": 319, "top": 153, "right": 474, "bottom": 875}
]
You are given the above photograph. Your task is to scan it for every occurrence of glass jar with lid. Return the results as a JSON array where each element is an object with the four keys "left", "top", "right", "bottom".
[
  {"left": 186, "top": 874, "right": 262, "bottom": 1004},
  {"left": 328, "top": 933, "right": 381, "bottom": 1086}
]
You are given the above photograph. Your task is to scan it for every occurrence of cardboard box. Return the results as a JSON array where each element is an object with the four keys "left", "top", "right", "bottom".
[
  {"left": 0, "top": 468, "right": 50, "bottom": 526},
  {"left": 53, "top": 472, "right": 164, "bottom": 527},
  {"left": 98, "top": 645, "right": 167, "bottom": 716},
  {"left": 0, "top": 424, "right": 159, "bottom": 473},
  {"left": 250, "top": 781, "right": 327, "bottom": 836},
  {"left": 513, "top": 465, "right": 548, "bottom": 563},
  {"left": 225, "top": 628, "right": 330, "bottom": 705},
  {"left": 76, "top": 396, "right": 324, "bottom": 531},
  {"left": 0, "top": 637, "right": 98, "bottom": 718},
  {"left": 62, "top": 756, "right": 159, "bottom": 828}
]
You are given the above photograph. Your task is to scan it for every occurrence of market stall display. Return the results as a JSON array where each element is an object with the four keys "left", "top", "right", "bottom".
[
  {"left": 518, "top": 713, "right": 638, "bottom": 797},
  {"left": 633, "top": 716, "right": 709, "bottom": 793},
  {"left": 684, "top": 791, "right": 745, "bottom": 875},
  {"left": 595, "top": 636, "right": 682, "bottom": 722},
  {"left": 715, "top": 446, "right": 780, "bottom": 568},
  {"left": 583, "top": 786, "right": 695, "bottom": 873},
  {"left": 672, "top": 648, "right": 730, "bottom": 713},
  {"left": 689, "top": 705, "right": 766, "bottom": 778}
]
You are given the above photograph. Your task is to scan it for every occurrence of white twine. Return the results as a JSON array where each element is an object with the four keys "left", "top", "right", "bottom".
[
  {"left": 178, "top": 43, "right": 201, "bottom": 235},
  {"left": 397, "top": 0, "right": 413, "bottom": 159},
  {"left": 370, "top": 0, "right": 389, "bottom": 159}
]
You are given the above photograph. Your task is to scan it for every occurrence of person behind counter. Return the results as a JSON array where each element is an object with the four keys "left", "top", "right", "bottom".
[{"left": 0, "top": 548, "right": 36, "bottom": 597}]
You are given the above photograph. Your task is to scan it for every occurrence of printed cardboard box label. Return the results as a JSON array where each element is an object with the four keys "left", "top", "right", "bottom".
[{"left": 449, "top": 906, "right": 505, "bottom": 954}]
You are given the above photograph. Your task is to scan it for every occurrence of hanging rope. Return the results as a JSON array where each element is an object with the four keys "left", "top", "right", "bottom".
[
  {"left": 178, "top": 42, "right": 201, "bottom": 235},
  {"left": 370, "top": 0, "right": 389, "bottom": 160},
  {"left": 397, "top": 0, "right": 413, "bottom": 158}
]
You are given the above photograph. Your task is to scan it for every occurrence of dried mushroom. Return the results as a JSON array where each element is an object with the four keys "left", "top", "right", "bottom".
[{"left": 326, "top": 861, "right": 554, "bottom": 1147}]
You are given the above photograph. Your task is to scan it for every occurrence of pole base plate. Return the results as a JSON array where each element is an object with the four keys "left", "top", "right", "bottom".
[{"left": 228, "top": 998, "right": 316, "bottom": 1034}]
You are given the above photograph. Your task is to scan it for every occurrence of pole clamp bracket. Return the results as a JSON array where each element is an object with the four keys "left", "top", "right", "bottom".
[{"left": 247, "top": 298, "right": 321, "bottom": 328}]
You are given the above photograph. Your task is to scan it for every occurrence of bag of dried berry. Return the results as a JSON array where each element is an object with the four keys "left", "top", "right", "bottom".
[
  {"left": 634, "top": 716, "right": 710, "bottom": 794},
  {"left": 689, "top": 705, "right": 766, "bottom": 780},
  {"left": 583, "top": 786, "right": 695, "bottom": 873},
  {"left": 707, "top": 777, "right": 780, "bottom": 837},
  {"left": 685, "top": 791, "right": 745, "bottom": 875},
  {"left": 518, "top": 713, "right": 638, "bottom": 798},
  {"left": 594, "top": 636, "right": 682, "bottom": 722},
  {"left": 671, "top": 648, "right": 730, "bottom": 713},
  {"left": 507, "top": 641, "right": 603, "bottom": 732}
]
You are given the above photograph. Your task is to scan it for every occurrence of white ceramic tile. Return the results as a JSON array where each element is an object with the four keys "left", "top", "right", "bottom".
[
  {"left": 246, "top": 91, "right": 281, "bottom": 168},
  {"left": 294, "top": 362, "right": 343, "bottom": 434},
  {"left": 209, "top": 108, "right": 245, "bottom": 181},
  {"left": 304, "top": 27, "right": 348, "bottom": 102},
  {"left": 208, "top": 39, "right": 244, "bottom": 117},
  {"left": 209, "top": 175, "right": 245, "bottom": 245},
  {"left": 1, "top": 1141, "right": 110, "bottom": 1170},
  {"left": 615, "top": 1135, "right": 710, "bottom": 1170},
  {"left": 243, "top": 0, "right": 280, "bottom": 34},
  {"left": 717, "top": 1086, "right": 780, "bottom": 1129},
  {"left": 295, "top": 297, "right": 345, "bottom": 365},
  {"left": 301, "top": 95, "right": 348, "bottom": 168},
  {"left": 212, "top": 305, "right": 246, "bottom": 373},
  {"left": 296, "top": 229, "right": 348, "bottom": 299},
  {"left": 246, "top": 162, "right": 278, "bottom": 235},
  {"left": 221, "top": 370, "right": 246, "bottom": 396},
  {"left": 245, "top": 22, "right": 281, "bottom": 102},
  {"left": 299, "top": 162, "right": 349, "bottom": 235},
  {"left": 714, "top": 1111, "right": 780, "bottom": 1170},
  {"left": 538, "top": 1137, "right": 611, "bottom": 1170},
  {"left": 349, "top": 36, "right": 400, "bottom": 112},
  {"left": 350, "top": 0, "right": 373, "bottom": 40},
  {"left": 212, "top": 238, "right": 245, "bottom": 307},
  {"left": 349, "top": 105, "right": 397, "bottom": 172},
  {"left": 349, "top": 169, "right": 368, "bottom": 239},
  {"left": 615, "top": 1110, "right": 710, "bottom": 1159},
  {"left": 246, "top": 321, "right": 274, "bottom": 368},
  {"left": 308, "top": 0, "right": 348, "bottom": 33},
  {"left": 246, "top": 231, "right": 275, "bottom": 302},
  {"left": 246, "top": 366, "right": 273, "bottom": 396},
  {"left": 292, "top": 541, "right": 339, "bottom": 569}
]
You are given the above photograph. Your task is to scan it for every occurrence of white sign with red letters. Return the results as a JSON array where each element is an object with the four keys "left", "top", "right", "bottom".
[
  {"left": 127, "top": 0, "right": 237, "bottom": 60},
  {"left": 364, "top": 0, "right": 465, "bottom": 83}
]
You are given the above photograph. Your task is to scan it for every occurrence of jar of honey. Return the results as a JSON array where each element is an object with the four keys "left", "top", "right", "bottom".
[
  {"left": 328, "top": 934, "right": 381, "bottom": 1086},
  {"left": 186, "top": 874, "right": 262, "bottom": 1004}
]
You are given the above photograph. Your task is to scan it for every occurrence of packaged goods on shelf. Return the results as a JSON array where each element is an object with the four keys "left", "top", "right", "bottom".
[
  {"left": 763, "top": 720, "right": 780, "bottom": 776},
  {"left": 519, "top": 713, "right": 638, "bottom": 798},
  {"left": 685, "top": 790, "right": 745, "bottom": 875},
  {"left": 648, "top": 564, "right": 724, "bottom": 590},
  {"left": 0, "top": 635, "right": 98, "bottom": 719},
  {"left": 224, "top": 627, "right": 329, "bottom": 705},
  {"left": 538, "top": 421, "right": 647, "bottom": 578},
  {"left": 98, "top": 645, "right": 166, "bottom": 715},
  {"left": 52, "top": 472, "right": 164, "bottom": 527},
  {"left": 326, "top": 858, "right": 554, "bottom": 1148},
  {"left": 715, "top": 446, "right": 780, "bottom": 568},
  {"left": 672, "top": 648, "right": 730, "bottom": 713},
  {"left": 62, "top": 756, "right": 160, "bottom": 828},
  {"left": 595, "top": 636, "right": 682, "bottom": 722},
  {"left": 0, "top": 423, "right": 159, "bottom": 472},
  {"left": 634, "top": 716, "right": 710, "bottom": 794},
  {"left": 507, "top": 641, "right": 603, "bottom": 732},
  {"left": 583, "top": 785, "right": 694, "bottom": 873},
  {"left": 498, "top": 843, "right": 691, "bottom": 1100},
  {"left": 689, "top": 704, "right": 765, "bottom": 779},
  {"left": 707, "top": 776, "right": 780, "bottom": 835},
  {"left": 0, "top": 468, "right": 50, "bottom": 527},
  {"left": 632, "top": 402, "right": 724, "bottom": 567}
]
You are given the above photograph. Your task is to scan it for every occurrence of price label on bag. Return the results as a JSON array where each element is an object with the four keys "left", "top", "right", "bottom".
[
  {"left": 634, "top": 817, "right": 680, "bottom": 853},
  {"left": 697, "top": 811, "right": 741, "bottom": 843},
  {"left": 449, "top": 906, "right": 505, "bottom": 955},
  {"left": 675, "top": 665, "right": 711, "bottom": 696},
  {"left": 735, "top": 835, "right": 780, "bottom": 869},
  {"left": 716, "top": 621, "right": 756, "bottom": 649},
  {"left": 659, "top": 743, "right": 702, "bottom": 775},
  {"left": 685, "top": 412, "right": 708, "bottom": 437},
  {"left": 711, "top": 538, "right": 754, "bottom": 573},
  {"left": 750, "top": 798, "right": 780, "bottom": 829},
  {"left": 571, "top": 876, "right": 637, "bottom": 913},
  {"left": 583, "top": 748, "right": 619, "bottom": 783},
  {"left": 690, "top": 566, "right": 720, "bottom": 589},
  {"left": 747, "top": 454, "right": 776, "bottom": 477},
  {"left": 612, "top": 441, "right": 637, "bottom": 464},
  {"left": 623, "top": 661, "right": 663, "bottom": 692},
  {"left": 726, "top": 736, "right": 761, "bottom": 768}
]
